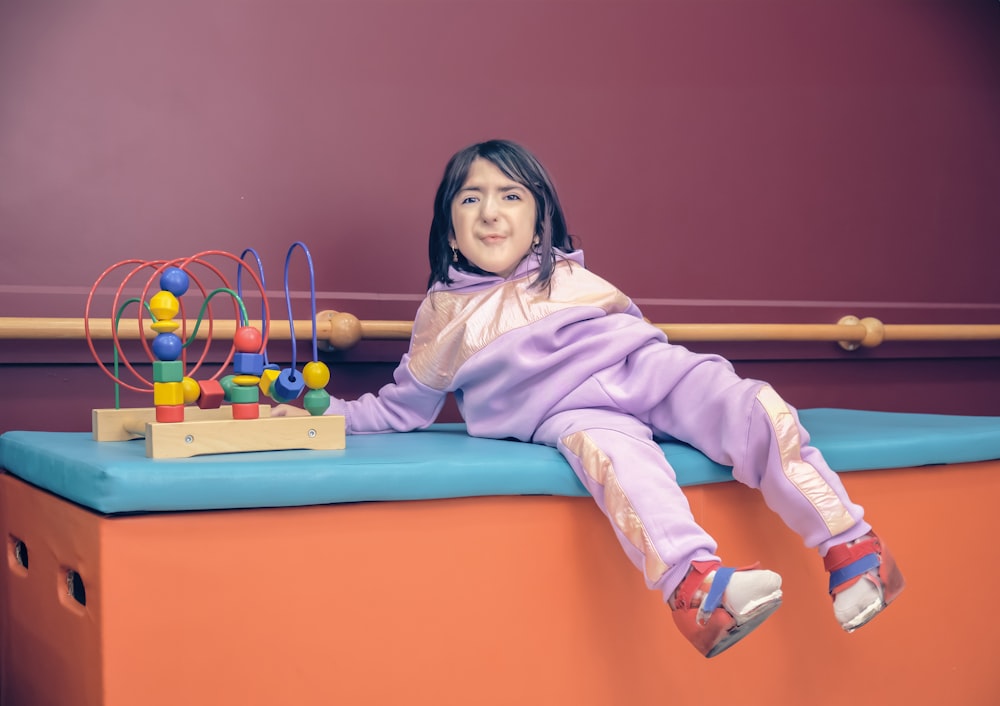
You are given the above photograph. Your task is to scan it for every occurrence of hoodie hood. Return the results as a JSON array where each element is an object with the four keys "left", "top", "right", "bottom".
[{"left": 431, "top": 248, "right": 586, "bottom": 294}]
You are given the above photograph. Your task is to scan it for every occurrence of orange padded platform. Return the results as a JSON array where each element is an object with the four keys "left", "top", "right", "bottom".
[{"left": 2, "top": 461, "right": 998, "bottom": 706}]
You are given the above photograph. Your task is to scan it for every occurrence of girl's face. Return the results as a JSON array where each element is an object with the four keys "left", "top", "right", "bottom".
[{"left": 450, "top": 158, "right": 537, "bottom": 279}]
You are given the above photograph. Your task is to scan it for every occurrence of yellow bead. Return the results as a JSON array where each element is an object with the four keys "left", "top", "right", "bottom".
[
  {"left": 181, "top": 376, "right": 201, "bottom": 405},
  {"left": 153, "top": 381, "right": 185, "bottom": 406},
  {"left": 232, "top": 374, "right": 261, "bottom": 386},
  {"left": 150, "top": 319, "right": 180, "bottom": 333},
  {"left": 301, "top": 361, "right": 330, "bottom": 390},
  {"left": 149, "top": 290, "right": 180, "bottom": 323},
  {"left": 258, "top": 368, "right": 280, "bottom": 396}
]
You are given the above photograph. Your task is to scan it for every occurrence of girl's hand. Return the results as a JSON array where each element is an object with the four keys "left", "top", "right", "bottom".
[{"left": 271, "top": 403, "right": 310, "bottom": 418}]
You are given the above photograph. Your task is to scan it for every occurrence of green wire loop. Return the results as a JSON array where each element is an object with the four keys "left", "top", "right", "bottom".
[
  {"left": 110, "top": 288, "right": 249, "bottom": 409},
  {"left": 182, "top": 288, "right": 250, "bottom": 346}
]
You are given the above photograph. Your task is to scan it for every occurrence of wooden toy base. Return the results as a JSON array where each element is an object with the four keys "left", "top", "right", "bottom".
[
  {"left": 92, "top": 407, "right": 346, "bottom": 458},
  {"left": 2, "top": 461, "right": 998, "bottom": 706}
]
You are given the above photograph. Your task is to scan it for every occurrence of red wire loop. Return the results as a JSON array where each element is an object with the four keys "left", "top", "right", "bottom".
[{"left": 84, "top": 251, "right": 271, "bottom": 394}]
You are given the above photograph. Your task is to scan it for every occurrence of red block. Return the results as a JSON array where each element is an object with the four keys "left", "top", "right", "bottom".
[{"left": 197, "top": 380, "right": 225, "bottom": 410}]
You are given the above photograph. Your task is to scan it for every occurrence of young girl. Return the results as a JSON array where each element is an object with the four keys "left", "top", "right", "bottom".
[{"left": 279, "top": 139, "right": 904, "bottom": 658}]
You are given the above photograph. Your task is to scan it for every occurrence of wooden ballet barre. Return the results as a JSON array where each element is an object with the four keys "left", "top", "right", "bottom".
[{"left": 2, "top": 315, "right": 1000, "bottom": 351}]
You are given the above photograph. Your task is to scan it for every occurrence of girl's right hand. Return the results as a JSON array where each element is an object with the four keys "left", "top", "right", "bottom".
[{"left": 270, "top": 403, "right": 310, "bottom": 418}]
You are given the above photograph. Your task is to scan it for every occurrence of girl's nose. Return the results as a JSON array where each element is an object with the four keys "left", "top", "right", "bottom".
[{"left": 480, "top": 195, "right": 499, "bottom": 220}]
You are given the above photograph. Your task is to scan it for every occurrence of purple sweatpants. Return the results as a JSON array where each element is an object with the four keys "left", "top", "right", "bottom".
[{"left": 532, "top": 340, "right": 871, "bottom": 602}]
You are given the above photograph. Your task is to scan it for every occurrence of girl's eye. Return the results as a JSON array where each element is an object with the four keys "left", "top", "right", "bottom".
[
  {"left": 504, "top": 193, "right": 521, "bottom": 201},
  {"left": 460, "top": 196, "right": 478, "bottom": 205}
]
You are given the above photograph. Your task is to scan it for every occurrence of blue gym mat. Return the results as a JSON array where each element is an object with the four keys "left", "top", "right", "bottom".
[{"left": 1, "top": 409, "right": 998, "bottom": 515}]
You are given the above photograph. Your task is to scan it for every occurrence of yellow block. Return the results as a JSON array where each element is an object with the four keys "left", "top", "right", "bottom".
[{"left": 153, "top": 381, "right": 184, "bottom": 406}]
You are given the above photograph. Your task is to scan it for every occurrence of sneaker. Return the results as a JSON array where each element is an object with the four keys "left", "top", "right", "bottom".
[
  {"left": 670, "top": 560, "right": 782, "bottom": 658},
  {"left": 825, "top": 533, "right": 905, "bottom": 632}
]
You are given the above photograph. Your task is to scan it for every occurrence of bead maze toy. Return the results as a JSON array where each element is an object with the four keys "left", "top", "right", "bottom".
[{"left": 85, "top": 244, "right": 345, "bottom": 459}]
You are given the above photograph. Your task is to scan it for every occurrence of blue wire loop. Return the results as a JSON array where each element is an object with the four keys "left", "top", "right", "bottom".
[
  {"left": 238, "top": 248, "right": 269, "bottom": 365},
  {"left": 283, "top": 241, "right": 320, "bottom": 376}
]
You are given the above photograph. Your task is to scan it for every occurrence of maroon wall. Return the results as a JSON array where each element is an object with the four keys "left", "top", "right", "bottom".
[{"left": 2, "top": 0, "right": 999, "bottom": 433}]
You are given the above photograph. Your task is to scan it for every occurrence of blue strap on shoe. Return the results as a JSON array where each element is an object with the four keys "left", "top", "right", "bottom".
[
  {"left": 698, "top": 566, "right": 735, "bottom": 623},
  {"left": 828, "top": 553, "right": 880, "bottom": 593}
]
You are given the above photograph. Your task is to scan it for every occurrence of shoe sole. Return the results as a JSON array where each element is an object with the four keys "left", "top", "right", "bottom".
[
  {"left": 841, "top": 598, "right": 884, "bottom": 633},
  {"left": 705, "top": 594, "right": 783, "bottom": 658}
]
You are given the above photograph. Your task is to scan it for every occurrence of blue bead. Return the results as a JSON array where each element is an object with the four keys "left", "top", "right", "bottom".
[
  {"left": 268, "top": 387, "right": 293, "bottom": 405},
  {"left": 271, "top": 368, "right": 305, "bottom": 401},
  {"left": 151, "top": 332, "right": 183, "bottom": 361},
  {"left": 233, "top": 352, "right": 265, "bottom": 376},
  {"left": 159, "top": 267, "right": 190, "bottom": 297}
]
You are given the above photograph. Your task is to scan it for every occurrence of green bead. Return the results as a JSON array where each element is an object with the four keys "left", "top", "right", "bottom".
[
  {"left": 152, "top": 360, "right": 184, "bottom": 383},
  {"left": 219, "top": 374, "right": 236, "bottom": 402},
  {"left": 228, "top": 384, "right": 259, "bottom": 405},
  {"left": 303, "top": 388, "right": 331, "bottom": 416}
]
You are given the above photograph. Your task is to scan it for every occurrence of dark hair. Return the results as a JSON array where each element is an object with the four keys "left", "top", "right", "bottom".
[{"left": 427, "top": 139, "right": 576, "bottom": 290}]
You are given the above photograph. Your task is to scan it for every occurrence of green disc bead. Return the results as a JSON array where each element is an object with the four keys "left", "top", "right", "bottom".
[{"left": 228, "top": 384, "right": 259, "bottom": 405}]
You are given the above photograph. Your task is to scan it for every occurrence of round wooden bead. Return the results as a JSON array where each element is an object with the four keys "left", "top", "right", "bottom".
[
  {"left": 328, "top": 312, "right": 362, "bottom": 349},
  {"left": 301, "top": 361, "right": 330, "bottom": 390},
  {"left": 181, "top": 376, "right": 201, "bottom": 404},
  {"left": 159, "top": 267, "right": 190, "bottom": 297},
  {"left": 151, "top": 333, "right": 183, "bottom": 361},
  {"left": 233, "top": 326, "right": 263, "bottom": 353}
]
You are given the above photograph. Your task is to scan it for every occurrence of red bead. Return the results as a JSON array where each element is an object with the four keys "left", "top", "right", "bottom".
[
  {"left": 231, "top": 402, "right": 260, "bottom": 420},
  {"left": 156, "top": 405, "right": 185, "bottom": 423},
  {"left": 196, "top": 380, "right": 225, "bottom": 409},
  {"left": 234, "top": 326, "right": 263, "bottom": 353}
]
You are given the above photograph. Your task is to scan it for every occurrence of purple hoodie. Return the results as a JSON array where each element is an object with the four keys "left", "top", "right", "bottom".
[{"left": 328, "top": 250, "right": 667, "bottom": 440}]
